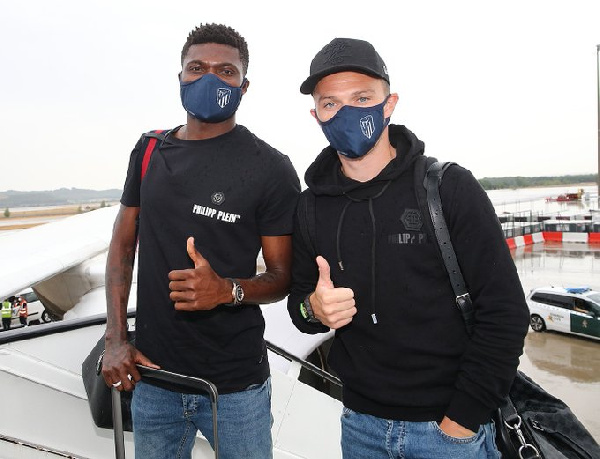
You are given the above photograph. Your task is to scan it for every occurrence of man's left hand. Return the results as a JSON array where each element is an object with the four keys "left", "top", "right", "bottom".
[
  {"left": 168, "top": 237, "right": 231, "bottom": 310},
  {"left": 438, "top": 416, "right": 476, "bottom": 438}
]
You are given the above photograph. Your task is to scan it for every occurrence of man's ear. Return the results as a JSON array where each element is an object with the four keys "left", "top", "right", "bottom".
[
  {"left": 178, "top": 72, "right": 182, "bottom": 81},
  {"left": 310, "top": 109, "right": 325, "bottom": 125},
  {"left": 241, "top": 78, "right": 250, "bottom": 95},
  {"left": 384, "top": 93, "right": 399, "bottom": 118},
  {"left": 310, "top": 108, "right": 321, "bottom": 126}
]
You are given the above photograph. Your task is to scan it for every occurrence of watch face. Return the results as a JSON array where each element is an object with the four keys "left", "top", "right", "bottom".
[{"left": 234, "top": 284, "right": 244, "bottom": 303}]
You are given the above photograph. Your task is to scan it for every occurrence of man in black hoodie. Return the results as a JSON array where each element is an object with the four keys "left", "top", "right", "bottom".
[{"left": 287, "top": 38, "right": 530, "bottom": 459}]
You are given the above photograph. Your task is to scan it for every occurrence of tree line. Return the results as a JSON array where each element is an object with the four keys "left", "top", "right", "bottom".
[
  {"left": 0, "top": 188, "right": 121, "bottom": 209},
  {"left": 0, "top": 176, "right": 598, "bottom": 207},
  {"left": 478, "top": 174, "right": 597, "bottom": 190}
]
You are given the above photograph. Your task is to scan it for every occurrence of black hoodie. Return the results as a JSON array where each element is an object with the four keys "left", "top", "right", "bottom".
[{"left": 287, "top": 124, "right": 529, "bottom": 431}]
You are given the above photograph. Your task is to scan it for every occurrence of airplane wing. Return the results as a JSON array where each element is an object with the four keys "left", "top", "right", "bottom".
[
  {"left": 0, "top": 205, "right": 118, "bottom": 301},
  {"left": 0, "top": 203, "right": 331, "bottom": 366}
]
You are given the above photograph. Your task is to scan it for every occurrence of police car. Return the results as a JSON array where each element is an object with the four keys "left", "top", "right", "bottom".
[{"left": 526, "top": 286, "right": 600, "bottom": 341}]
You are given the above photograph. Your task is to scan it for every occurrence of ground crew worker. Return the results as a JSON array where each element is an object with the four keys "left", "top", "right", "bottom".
[
  {"left": 1, "top": 299, "right": 12, "bottom": 331},
  {"left": 17, "top": 297, "right": 28, "bottom": 327}
]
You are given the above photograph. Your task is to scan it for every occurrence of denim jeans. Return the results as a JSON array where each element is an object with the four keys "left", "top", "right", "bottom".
[
  {"left": 341, "top": 407, "right": 501, "bottom": 459},
  {"left": 132, "top": 377, "right": 273, "bottom": 459}
]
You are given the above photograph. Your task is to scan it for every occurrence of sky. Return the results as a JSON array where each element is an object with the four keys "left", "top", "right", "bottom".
[{"left": 1, "top": 0, "right": 599, "bottom": 192}]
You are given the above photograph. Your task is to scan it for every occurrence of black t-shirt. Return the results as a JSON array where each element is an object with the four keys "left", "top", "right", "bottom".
[{"left": 121, "top": 125, "right": 300, "bottom": 392}]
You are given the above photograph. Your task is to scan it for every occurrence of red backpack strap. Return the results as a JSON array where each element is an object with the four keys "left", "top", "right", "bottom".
[
  {"left": 134, "top": 129, "right": 166, "bottom": 251},
  {"left": 141, "top": 130, "right": 166, "bottom": 179}
]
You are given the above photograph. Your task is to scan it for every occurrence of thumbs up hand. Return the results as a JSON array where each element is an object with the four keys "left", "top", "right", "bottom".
[
  {"left": 186, "top": 236, "right": 211, "bottom": 269},
  {"left": 311, "top": 256, "right": 356, "bottom": 329},
  {"left": 168, "top": 237, "right": 232, "bottom": 311}
]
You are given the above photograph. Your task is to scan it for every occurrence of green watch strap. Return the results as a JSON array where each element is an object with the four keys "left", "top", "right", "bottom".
[
  {"left": 300, "top": 294, "right": 320, "bottom": 323},
  {"left": 300, "top": 302, "right": 309, "bottom": 319}
]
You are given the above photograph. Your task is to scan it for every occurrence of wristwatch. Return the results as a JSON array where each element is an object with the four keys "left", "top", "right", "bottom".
[
  {"left": 225, "top": 278, "right": 244, "bottom": 306},
  {"left": 300, "top": 294, "right": 321, "bottom": 323}
]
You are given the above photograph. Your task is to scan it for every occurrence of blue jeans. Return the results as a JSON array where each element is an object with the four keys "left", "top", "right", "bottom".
[
  {"left": 132, "top": 377, "right": 273, "bottom": 459},
  {"left": 341, "top": 407, "right": 501, "bottom": 459}
]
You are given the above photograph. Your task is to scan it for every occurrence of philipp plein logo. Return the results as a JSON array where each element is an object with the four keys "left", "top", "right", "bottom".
[
  {"left": 400, "top": 209, "right": 423, "bottom": 231},
  {"left": 211, "top": 192, "right": 225, "bottom": 205}
]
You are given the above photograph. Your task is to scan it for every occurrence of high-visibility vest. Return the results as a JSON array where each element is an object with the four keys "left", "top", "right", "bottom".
[
  {"left": 18, "top": 302, "right": 28, "bottom": 318},
  {"left": 1, "top": 301, "right": 12, "bottom": 319}
]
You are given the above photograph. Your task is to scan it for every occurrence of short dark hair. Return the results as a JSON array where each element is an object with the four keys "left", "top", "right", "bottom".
[{"left": 181, "top": 23, "right": 249, "bottom": 75}]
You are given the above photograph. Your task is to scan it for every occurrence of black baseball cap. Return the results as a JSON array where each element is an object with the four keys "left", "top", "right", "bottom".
[{"left": 300, "top": 38, "right": 389, "bottom": 95}]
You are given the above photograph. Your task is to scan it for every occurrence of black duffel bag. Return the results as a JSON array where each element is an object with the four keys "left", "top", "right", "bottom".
[{"left": 495, "top": 371, "right": 600, "bottom": 459}]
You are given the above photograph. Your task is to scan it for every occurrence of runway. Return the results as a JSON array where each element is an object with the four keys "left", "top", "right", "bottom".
[{"left": 511, "top": 241, "right": 600, "bottom": 441}]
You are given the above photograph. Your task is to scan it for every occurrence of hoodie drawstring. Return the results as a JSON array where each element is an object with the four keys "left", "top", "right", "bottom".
[
  {"left": 336, "top": 200, "right": 352, "bottom": 271},
  {"left": 368, "top": 198, "right": 378, "bottom": 324},
  {"left": 337, "top": 181, "right": 392, "bottom": 324}
]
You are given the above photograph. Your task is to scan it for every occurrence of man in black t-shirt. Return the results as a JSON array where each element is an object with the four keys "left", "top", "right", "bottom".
[{"left": 102, "top": 24, "right": 300, "bottom": 459}]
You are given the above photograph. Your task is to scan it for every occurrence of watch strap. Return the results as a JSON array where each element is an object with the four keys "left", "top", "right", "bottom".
[{"left": 300, "top": 294, "right": 320, "bottom": 323}]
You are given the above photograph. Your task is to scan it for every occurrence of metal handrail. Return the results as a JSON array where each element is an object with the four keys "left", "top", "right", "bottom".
[{"left": 265, "top": 340, "right": 342, "bottom": 387}]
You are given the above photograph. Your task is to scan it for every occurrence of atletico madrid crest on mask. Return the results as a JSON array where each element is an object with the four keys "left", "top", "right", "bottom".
[
  {"left": 317, "top": 96, "right": 390, "bottom": 159},
  {"left": 217, "top": 88, "right": 232, "bottom": 108},
  {"left": 360, "top": 115, "right": 375, "bottom": 139}
]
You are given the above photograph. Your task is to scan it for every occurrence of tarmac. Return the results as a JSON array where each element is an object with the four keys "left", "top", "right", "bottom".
[{"left": 512, "top": 241, "right": 600, "bottom": 441}]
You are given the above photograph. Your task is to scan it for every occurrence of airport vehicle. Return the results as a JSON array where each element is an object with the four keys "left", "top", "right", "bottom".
[{"left": 526, "top": 286, "right": 600, "bottom": 341}]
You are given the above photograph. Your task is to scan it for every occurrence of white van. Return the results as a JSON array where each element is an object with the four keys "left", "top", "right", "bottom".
[{"left": 526, "top": 286, "right": 600, "bottom": 341}]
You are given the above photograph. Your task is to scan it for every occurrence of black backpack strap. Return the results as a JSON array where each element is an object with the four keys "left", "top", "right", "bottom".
[
  {"left": 424, "top": 160, "right": 475, "bottom": 336},
  {"left": 413, "top": 155, "right": 438, "bottom": 242},
  {"left": 296, "top": 190, "right": 317, "bottom": 258}
]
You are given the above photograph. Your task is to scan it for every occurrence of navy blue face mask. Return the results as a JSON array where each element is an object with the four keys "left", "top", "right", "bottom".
[
  {"left": 317, "top": 97, "right": 390, "bottom": 159},
  {"left": 180, "top": 73, "right": 245, "bottom": 123}
]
